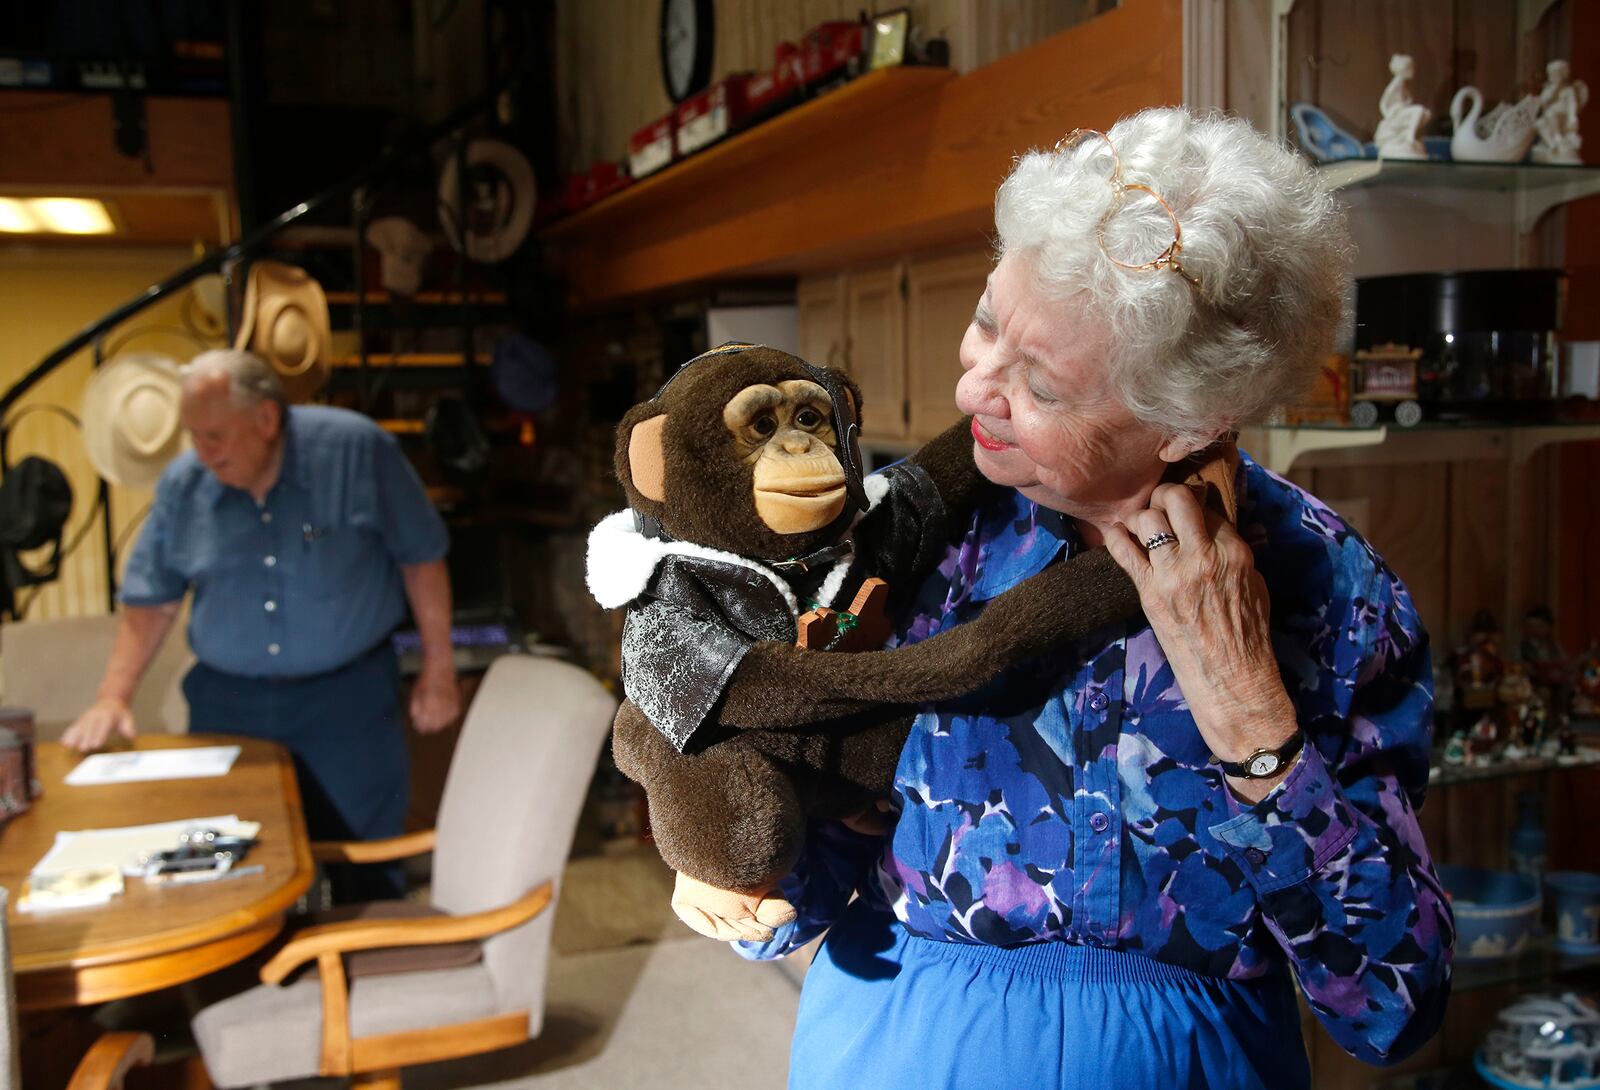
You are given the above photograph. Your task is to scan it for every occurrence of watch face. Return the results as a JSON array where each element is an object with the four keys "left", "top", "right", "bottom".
[{"left": 1247, "top": 753, "right": 1281, "bottom": 778}]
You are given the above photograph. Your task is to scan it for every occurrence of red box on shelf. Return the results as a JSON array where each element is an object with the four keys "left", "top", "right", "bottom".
[
  {"left": 586, "top": 161, "right": 630, "bottom": 204},
  {"left": 746, "top": 41, "right": 804, "bottom": 119},
  {"left": 627, "top": 115, "right": 676, "bottom": 179},
  {"left": 801, "top": 20, "right": 866, "bottom": 88},
  {"left": 676, "top": 74, "right": 754, "bottom": 156}
]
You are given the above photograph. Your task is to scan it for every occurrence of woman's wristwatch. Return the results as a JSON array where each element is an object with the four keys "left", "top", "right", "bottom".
[{"left": 1215, "top": 731, "right": 1305, "bottom": 779}]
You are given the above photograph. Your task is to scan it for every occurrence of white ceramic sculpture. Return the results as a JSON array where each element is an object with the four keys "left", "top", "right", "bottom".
[
  {"left": 1450, "top": 85, "right": 1540, "bottom": 163},
  {"left": 1374, "top": 54, "right": 1431, "bottom": 160},
  {"left": 1533, "top": 59, "right": 1589, "bottom": 165}
]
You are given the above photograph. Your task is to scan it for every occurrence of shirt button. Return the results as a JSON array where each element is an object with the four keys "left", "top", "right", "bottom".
[
  {"left": 1088, "top": 691, "right": 1109, "bottom": 712},
  {"left": 261, "top": 511, "right": 273, "bottom": 524},
  {"left": 264, "top": 555, "right": 276, "bottom": 567},
  {"left": 1244, "top": 847, "right": 1267, "bottom": 867},
  {"left": 264, "top": 600, "right": 277, "bottom": 613},
  {"left": 1089, "top": 812, "right": 1110, "bottom": 834},
  {"left": 267, "top": 643, "right": 281, "bottom": 656}
]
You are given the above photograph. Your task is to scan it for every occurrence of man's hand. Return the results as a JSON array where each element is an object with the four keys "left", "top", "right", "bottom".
[
  {"left": 61, "top": 699, "right": 138, "bottom": 752},
  {"left": 410, "top": 666, "right": 461, "bottom": 734}
]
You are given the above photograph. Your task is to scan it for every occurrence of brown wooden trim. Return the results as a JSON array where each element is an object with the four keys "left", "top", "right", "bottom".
[
  {"left": 65, "top": 1032, "right": 154, "bottom": 1090},
  {"left": 541, "top": 0, "right": 1183, "bottom": 305},
  {"left": 260, "top": 881, "right": 553, "bottom": 984},
  {"left": 310, "top": 829, "right": 437, "bottom": 864},
  {"left": 317, "top": 952, "right": 354, "bottom": 1076},
  {"left": 349, "top": 1011, "right": 529, "bottom": 1073},
  {"left": 19, "top": 915, "right": 283, "bottom": 1012}
]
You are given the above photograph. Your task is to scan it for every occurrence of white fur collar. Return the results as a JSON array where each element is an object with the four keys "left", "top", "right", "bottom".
[
  {"left": 587, "top": 474, "right": 891, "bottom": 616},
  {"left": 588, "top": 511, "right": 810, "bottom": 616}
]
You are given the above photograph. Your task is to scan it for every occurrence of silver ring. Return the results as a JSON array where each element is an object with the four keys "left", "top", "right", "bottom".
[{"left": 1143, "top": 532, "right": 1179, "bottom": 551}]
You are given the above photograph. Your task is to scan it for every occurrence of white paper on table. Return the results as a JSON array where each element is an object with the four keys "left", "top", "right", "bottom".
[
  {"left": 64, "top": 745, "right": 241, "bottom": 786},
  {"left": 32, "top": 815, "right": 261, "bottom": 877}
]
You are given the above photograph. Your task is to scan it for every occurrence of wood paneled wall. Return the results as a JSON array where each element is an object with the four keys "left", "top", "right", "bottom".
[{"left": 553, "top": 0, "right": 1106, "bottom": 173}]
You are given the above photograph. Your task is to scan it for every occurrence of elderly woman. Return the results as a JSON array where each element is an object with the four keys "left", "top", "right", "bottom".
[{"left": 736, "top": 108, "right": 1453, "bottom": 1089}]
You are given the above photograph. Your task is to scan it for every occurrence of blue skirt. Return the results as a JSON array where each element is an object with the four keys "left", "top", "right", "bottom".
[{"left": 790, "top": 900, "right": 1310, "bottom": 1090}]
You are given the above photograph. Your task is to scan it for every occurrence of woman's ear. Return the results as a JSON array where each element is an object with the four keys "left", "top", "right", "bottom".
[{"left": 1156, "top": 429, "right": 1225, "bottom": 464}]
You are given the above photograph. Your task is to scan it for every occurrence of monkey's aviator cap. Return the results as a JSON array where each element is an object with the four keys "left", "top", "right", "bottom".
[{"left": 656, "top": 342, "right": 869, "bottom": 515}]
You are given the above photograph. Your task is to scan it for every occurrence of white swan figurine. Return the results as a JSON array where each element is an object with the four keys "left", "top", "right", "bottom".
[
  {"left": 1374, "top": 54, "right": 1430, "bottom": 160},
  {"left": 1450, "top": 85, "right": 1539, "bottom": 162}
]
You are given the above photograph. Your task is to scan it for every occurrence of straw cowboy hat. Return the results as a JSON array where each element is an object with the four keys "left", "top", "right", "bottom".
[
  {"left": 81, "top": 352, "right": 187, "bottom": 489},
  {"left": 437, "top": 137, "right": 537, "bottom": 264},
  {"left": 233, "top": 260, "right": 331, "bottom": 403}
]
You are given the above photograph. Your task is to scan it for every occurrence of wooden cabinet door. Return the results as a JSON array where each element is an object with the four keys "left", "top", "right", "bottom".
[
  {"left": 845, "top": 264, "right": 907, "bottom": 440},
  {"left": 796, "top": 274, "right": 847, "bottom": 372},
  {"left": 906, "top": 250, "right": 991, "bottom": 441}
]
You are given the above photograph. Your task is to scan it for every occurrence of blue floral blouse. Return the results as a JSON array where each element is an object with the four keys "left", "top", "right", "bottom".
[{"left": 737, "top": 451, "right": 1454, "bottom": 1066}]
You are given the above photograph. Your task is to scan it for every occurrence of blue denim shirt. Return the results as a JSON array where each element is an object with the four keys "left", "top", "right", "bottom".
[
  {"left": 738, "top": 452, "right": 1453, "bottom": 1067},
  {"left": 121, "top": 405, "right": 448, "bottom": 678}
]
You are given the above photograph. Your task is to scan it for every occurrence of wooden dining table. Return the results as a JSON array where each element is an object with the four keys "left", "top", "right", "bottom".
[{"left": 0, "top": 733, "right": 314, "bottom": 1012}]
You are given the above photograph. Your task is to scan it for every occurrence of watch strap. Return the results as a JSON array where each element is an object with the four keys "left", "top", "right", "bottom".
[{"left": 1216, "top": 730, "right": 1305, "bottom": 779}]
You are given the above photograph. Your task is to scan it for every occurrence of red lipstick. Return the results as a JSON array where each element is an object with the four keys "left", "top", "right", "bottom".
[{"left": 971, "top": 417, "right": 1012, "bottom": 452}]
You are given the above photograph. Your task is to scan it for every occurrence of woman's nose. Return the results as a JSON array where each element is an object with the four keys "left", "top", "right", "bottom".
[{"left": 956, "top": 332, "right": 1008, "bottom": 418}]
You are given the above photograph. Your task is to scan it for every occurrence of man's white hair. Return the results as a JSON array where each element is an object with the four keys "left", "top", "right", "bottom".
[
  {"left": 995, "top": 107, "right": 1352, "bottom": 448},
  {"left": 181, "top": 349, "right": 289, "bottom": 413}
]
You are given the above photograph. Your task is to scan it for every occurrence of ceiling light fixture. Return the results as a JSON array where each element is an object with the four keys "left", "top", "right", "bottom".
[{"left": 0, "top": 197, "right": 118, "bottom": 235}]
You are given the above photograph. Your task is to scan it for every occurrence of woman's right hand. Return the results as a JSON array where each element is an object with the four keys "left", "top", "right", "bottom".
[{"left": 61, "top": 699, "right": 138, "bottom": 752}]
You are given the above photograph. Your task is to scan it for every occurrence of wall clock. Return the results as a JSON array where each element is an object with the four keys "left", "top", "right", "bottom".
[{"left": 660, "top": 0, "right": 714, "bottom": 104}]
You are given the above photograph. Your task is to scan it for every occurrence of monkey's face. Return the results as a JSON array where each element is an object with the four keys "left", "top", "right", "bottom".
[{"left": 724, "top": 380, "right": 847, "bottom": 534}]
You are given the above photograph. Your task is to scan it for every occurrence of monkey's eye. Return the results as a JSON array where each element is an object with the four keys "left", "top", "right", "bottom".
[
  {"left": 752, "top": 414, "right": 778, "bottom": 437},
  {"left": 795, "top": 407, "right": 823, "bottom": 429}
]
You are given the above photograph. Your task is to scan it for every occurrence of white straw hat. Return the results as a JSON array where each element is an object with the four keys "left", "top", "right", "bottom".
[
  {"left": 437, "top": 138, "right": 537, "bottom": 264},
  {"left": 233, "top": 261, "right": 331, "bottom": 403},
  {"left": 81, "top": 352, "right": 187, "bottom": 489}
]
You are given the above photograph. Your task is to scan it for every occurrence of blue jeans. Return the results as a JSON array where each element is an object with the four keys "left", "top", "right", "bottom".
[{"left": 183, "top": 641, "right": 409, "bottom": 904}]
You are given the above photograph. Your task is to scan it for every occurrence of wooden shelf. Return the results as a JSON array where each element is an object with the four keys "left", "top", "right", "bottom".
[
  {"left": 1239, "top": 421, "right": 1600, "bottom": 475},
  {"left": 330, "top": 353, "right": 481, "bottom": 367},
  {"left": 326, "top": 290, "right": 507, "bottom": 305},
  {"left": 539, "top": 0, "right": 1183, "bottom": 304}
]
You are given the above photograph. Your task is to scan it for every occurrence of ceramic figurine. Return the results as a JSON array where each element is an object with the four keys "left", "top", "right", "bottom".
[
  {"left": 1533, "top": 59, "right": 1589, "bottom": 165},
  {"left": 1558, "top": 718, "right": 1580, "bottom": 759},
  {"left": 1443, "top": 729, "right": 1468, "bottom": 765},
  {"left": 1289, "top": 103, "right": 1375, "bottom": 162},
  {"left": 1468, "top": 712, "right": 1501, "bottom": 766},
  {"left": 1455, "top": 610, "right": 1504, "bottom": 716},
  {"left": 1497, "top": 661, "right": 1535, "bottom": 720},
  {"left": 1572, "top": 643, "right": 1600, "bottom": 718},
  {"left": 1506, "top": 694, "right": 1547, "bottom": 759},
  {"left": 1374, "top": 54, "right": 1431, "bottom": 160},
  {"left": 1450, "top": 85, "right": 1540, "bottom": 162},
  {"left": 1519, "top": 604, "right": 1568, "bottom": 698}
]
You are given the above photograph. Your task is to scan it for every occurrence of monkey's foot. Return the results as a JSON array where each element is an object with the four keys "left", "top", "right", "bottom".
[{"left": 670, "top": 871, "right": 797, "bottom": 942}]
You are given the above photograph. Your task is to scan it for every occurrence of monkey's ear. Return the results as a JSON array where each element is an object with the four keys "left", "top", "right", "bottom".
[{"left": 625, "top": 413, "right": 668, "bottom": 502}]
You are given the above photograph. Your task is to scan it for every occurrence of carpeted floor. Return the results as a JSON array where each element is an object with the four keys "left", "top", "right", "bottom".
[{"left": 551, "top": 845, "right": 685, "bottom": 954}]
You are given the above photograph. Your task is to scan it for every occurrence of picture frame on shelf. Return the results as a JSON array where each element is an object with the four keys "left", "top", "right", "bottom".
[{"left": 869, "top": 9, "right": 910, "bottom": 71}]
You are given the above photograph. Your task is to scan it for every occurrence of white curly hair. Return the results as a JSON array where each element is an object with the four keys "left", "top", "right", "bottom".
[{"left": 995, "top": 107, "right": 1352, "bottom": 448}]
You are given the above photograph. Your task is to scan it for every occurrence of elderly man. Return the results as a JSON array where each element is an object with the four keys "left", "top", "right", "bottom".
[{"left": 64, "top": 349, "right": 460, "bottom": 901}]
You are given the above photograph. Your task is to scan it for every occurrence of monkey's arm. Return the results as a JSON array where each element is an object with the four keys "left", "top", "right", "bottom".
[{"left": 713, "top": 547, "right": 1141, "bottom": 729}]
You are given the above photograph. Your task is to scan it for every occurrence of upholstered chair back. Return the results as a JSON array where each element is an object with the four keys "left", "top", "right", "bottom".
[{"left": 429, "top": 656, "right": 615, "bottom": 1032}]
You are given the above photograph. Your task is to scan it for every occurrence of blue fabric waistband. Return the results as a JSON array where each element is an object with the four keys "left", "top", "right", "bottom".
[{"left": 902, "top": 929, "right": 1247, "bottom": 987}]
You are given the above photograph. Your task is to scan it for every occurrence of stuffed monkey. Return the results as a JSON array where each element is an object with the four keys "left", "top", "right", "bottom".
[{"left": 588, "top": 343, "right": 1231, "bottom": 941}]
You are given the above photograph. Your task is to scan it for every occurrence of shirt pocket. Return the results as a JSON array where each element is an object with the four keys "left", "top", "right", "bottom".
[{"left": 299, "top": 523, "right": 371, "bottom": 596}]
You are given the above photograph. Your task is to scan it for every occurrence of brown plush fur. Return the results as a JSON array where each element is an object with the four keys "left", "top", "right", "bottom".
[{"left": 606, "top": 346, "right": 1149, "bottom": 894}]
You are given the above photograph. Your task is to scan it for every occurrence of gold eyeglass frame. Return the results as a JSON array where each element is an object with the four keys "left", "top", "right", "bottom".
[{"left": 1057, "top": 128, "right": 1204, "bottom": 295}]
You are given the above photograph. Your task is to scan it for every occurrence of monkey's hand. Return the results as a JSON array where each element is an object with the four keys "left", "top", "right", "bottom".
[
  {"left": 670, "top": 871, "right": 798, "bottom": 942},
  {"left": 715, "top": 548, "right": 1141, "bottom": 728}
]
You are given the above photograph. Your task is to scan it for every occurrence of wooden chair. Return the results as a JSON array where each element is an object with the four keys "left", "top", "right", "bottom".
[{"left": 189, "top": 656, "right": 616, "bottom": 1088}]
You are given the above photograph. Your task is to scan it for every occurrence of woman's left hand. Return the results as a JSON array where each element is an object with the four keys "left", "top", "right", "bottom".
[{"left": 1103, "top": 482, "right": 1301, "bottom": 802}]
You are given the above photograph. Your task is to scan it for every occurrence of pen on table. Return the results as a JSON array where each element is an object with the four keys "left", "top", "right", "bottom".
[{"left": 159, "top": 864, "right": 266, "bottom": 885}]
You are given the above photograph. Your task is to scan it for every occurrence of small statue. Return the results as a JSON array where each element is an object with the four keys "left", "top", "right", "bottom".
[
  {"left": 1505, "top": 694, "right": 1547, "bottom": 759},
  {"left": 1557, "top": 717, "right": 1580, "bottom": 760},
  {"left": 1467, "top": 711, "right": 1501, "bottom": 766},
  {"left": 1519, "top": 605, "right": 1568, "bottom": 690},
  {"left": 1571, "top": 643, "right": 1600, "bottom": 718},
  {"left": 1533, "top": 59, "right": 1589, "bottom": 166},
  {"left": 1375, "top": 54, "right": 1431, "bottom": 160},
  {"left": 1497, "top": 661, "right": 1535, "bottom": 718},
  {"left": 1442, "top": 729, "right": 1468, "bottom": 766},
  {"left": 1455, "top": 609, "right": 1504, "bottom": 715}
]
